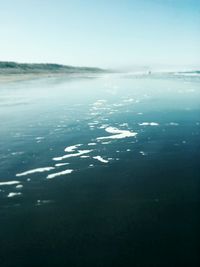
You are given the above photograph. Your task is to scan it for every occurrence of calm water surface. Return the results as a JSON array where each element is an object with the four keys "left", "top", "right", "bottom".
[{"left": 0, "top": 74, "right": 199, "bottom": 267}]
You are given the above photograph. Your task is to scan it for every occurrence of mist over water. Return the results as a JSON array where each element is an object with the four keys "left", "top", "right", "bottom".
[{"left": 0, "top": 73, "right": 199, "bottom": 266}]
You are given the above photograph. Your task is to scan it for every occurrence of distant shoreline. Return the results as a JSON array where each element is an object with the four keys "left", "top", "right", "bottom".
[
  {"left": 0, "top": 61, "right": 108, "bottom": 83},
  {"left": 0, "top": 72, "right": 108, "bottom": 83}
]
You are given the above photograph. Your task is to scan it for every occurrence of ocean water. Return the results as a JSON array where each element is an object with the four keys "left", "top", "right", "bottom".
[{"left": 0, "top": 73, "right": 199, "bottom": 267}]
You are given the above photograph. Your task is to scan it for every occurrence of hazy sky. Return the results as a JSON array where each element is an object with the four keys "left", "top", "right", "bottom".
[{"left": 0, "top": 0, "right": 199, "bottom": 67}]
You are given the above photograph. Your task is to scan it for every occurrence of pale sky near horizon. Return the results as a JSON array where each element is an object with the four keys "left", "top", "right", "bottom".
[{"left": 0, "top": 0, "right": 199, "bottom": 68}]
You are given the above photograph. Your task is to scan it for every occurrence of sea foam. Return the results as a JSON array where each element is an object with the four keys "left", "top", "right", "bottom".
[
  {"left": 16, "top": 167, "right": 55, "bottom": 177},
  {"left": 0, "top": 181, "right": 20, "bottom": 186},
  {"left": 64, "top": 144, "right": 82, "bottom": 152},
  {"left": 97, "top": 127, "right": 137, "bottom": 140},
  {"left": 93, "top": 156, "right": 109, "bottom": 163},
  {"left": 139, "top": 122, "right": 159, "bottom": 126},
  {"left": 47, "top": 169, "right": 73, "bottom": 179},
  {"left": 7, "top": 192, "right": 22, "bottom": 198},
  {"left": 53, "top": 150, "right": 92, "bottom": 161}
]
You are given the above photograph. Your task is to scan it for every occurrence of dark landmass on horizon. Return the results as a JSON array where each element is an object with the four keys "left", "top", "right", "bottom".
[
  {"left": 0, "top": 61, "right": 107, "bottom": 74},
  {"left": 0, "top": 61, "right": 109, "bottom": 83}
]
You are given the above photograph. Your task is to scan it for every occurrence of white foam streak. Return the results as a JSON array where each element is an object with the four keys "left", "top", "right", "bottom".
[
  {"left": 47, "top": 169, "right": 73, "bottom": 179},
  {"left": 168, "top": 122, "right": 179, "bottom": 126},
  {"left": 55, "top": 163, "right": 69, "bottom": 167},
  {"left": 64, "top": 144, "right": 82, "bottom": 152},
  {"left": 16, "top": 184, "right": 23, "bottom": 189},
  {"left": 53, "top": 150, "right": 92, "bottom": 161},
  {"left": 16, "top": 167, "right": 55, "bottom": 177},
  {"left": 8, "top": 192, "right": 22, "bottom": 198},
  {"left": 0, "top": 181, "right": 20, "bottom": 186},
  {"left": 97, "top": 127, "right": 137, "bottom": 140},
  {"left": 88, "top": 143, "right": 96, "bottom": 146},
  {"left": 93, "top": 156, "right": 109, "bottom": 163},
  {"left": 123, "top": 98, "right": 134, "bottom": 102},
  {"left": 139, "top": 122, "right": 159, "bottom": 126}
]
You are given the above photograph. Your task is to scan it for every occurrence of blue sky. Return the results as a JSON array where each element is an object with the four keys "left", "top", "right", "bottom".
[{"left": 0, "top": 0, "right": 199, "bottom": 67}]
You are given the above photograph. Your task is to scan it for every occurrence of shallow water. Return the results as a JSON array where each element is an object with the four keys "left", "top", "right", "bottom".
[{"left": 0, "top": 74, "right": 199, "bottom": 267}]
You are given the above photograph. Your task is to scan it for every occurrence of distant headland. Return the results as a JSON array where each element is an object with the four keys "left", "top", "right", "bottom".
[{"left": 0, "top": 61, "right": 107, "bottom": 83}]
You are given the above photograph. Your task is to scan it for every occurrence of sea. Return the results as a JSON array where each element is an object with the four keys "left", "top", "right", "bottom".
[{"left": 0, "top": 72, "right": 199, "bottom": 267}]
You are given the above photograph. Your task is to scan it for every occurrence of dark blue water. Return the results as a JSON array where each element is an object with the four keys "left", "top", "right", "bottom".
[{"left": 0, "top": 74, "right": 199, "bottom": 267}]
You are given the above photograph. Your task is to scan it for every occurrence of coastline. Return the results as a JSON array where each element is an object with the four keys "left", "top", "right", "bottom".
[
  {"left": 0, "top": 62, "right": 107, "bottom": 83},
  {"left": 0, "top": 72, "right": 106, "bottom": 84}
]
